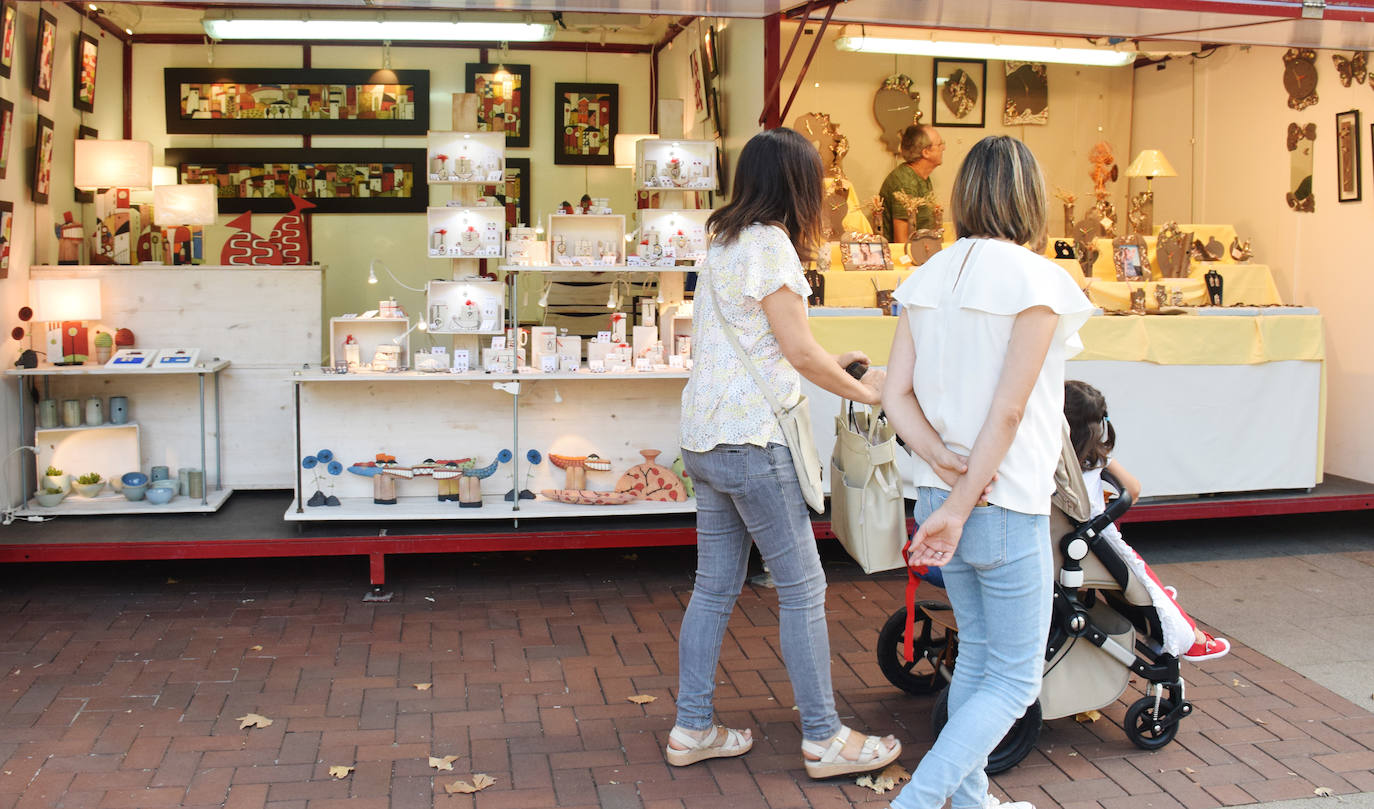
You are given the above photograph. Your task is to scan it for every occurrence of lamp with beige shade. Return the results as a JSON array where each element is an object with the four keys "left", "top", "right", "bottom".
[{"left": 1124, "top": 149, "right": 1177, "bottom": 236}]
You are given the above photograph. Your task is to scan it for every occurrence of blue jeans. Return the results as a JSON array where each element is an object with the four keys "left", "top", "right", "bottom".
[
  {"left": 676, "top": 443, "right": 842, "bottom": 743},
  {"left": 889, "top": 487, "right": 1052, "bottom": 809}
]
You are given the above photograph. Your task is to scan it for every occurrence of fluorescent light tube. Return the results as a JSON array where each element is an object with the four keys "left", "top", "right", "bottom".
[
  {"left": 835, "top": 36, "right": 1136, "bottom": 67},
  {"left": 203, "top": 17, "right": 554, "bottom": 42}
]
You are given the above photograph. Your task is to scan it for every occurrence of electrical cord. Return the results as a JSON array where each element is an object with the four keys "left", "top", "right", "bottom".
[{"left": 1, "top": 446, "right": 41, "bottom": 526}]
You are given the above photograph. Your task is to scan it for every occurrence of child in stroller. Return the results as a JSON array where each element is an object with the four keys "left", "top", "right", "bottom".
[{"left": 877, "top": 410, "right": 1216, "bottom": 772}]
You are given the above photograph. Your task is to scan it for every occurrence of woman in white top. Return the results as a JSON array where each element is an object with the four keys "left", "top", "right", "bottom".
[
  {"left": 882, "top": 136, "right": 1093, "bottom": 809},
  {"left": 670, "top": 127, "right": 901, "bottom": 779}
]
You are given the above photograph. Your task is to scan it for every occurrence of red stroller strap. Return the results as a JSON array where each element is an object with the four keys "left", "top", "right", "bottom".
[{"left": 901, "top": 537, "right": 926, "bottom": 663}]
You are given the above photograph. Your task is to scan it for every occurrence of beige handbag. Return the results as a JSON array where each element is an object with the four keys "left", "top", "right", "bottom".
[{"left": 831, "top": 401, "right": 907, "bottom": 573}]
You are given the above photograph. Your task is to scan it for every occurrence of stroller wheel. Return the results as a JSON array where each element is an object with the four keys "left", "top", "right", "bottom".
[
  {"left": 1124, "top": 696, "right": 1181, "bottom": 750},
  {"left": 877, "top": 603, "right": 954, "bottom": 696},
  {"left": 932, "top": 687, "right": 1042, "bottom": 775}
]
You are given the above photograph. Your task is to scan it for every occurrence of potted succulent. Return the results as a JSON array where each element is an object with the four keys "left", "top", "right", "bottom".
[
  {"left": 34, "top": 486, "right": 66, "bottom": 507},
  {"left": 73, "top": 472, "right": 105, "bottom": 498},
  {"left": 42, "top": 465, "right": 69, "bottom": 493}
]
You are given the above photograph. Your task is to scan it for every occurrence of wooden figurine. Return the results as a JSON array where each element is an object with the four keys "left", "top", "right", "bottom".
[
  {"left": 459, "top": 456, "right": 498, "bottom": 508},
  {"left": 615, "top": 450, "right": 688, "bottom": 502},
  {"left": 1229, "top": 236, "right": 1254, "bottom": 263},
  {"left": 347, "top": 453, "right": 414, "bottom": 505},
  {"left": 1155, "top": 222, "right": 1192, "bottom": 278},
  {"left": 550, "top": 453, "right": 612, "bottom": 490}
]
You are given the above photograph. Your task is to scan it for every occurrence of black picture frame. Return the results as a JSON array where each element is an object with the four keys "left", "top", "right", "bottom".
[
  {"left": 33, "top": 115, "right": 54, "bottom": 204},
  {"left": 703, "top": 25, "right": 720, "bottom": 78},
  {"left": 74, "top": 32, "right": 98, "bottom": 112},
  {"left": 1335, "top": 109, "right": 1361, "bottom": 203},
  {"left": 0, "top": 200, "right": 12, "bottom": 279},
  {"left": 0, "top": 0, "right": 18, "bottom": 80},
  {"left": 494, "top": 156, "right": 530, "bottom": 230},
  {"left": 932, "top": 58, "right": 987, "bottom": 128},
  {"left": 0, "top": 97, "right": 12, "bottom": 180},
  {"left": 163, "top": 68, "right": 430, "bottom": 135},
  {"left": 553, "top": 82, "right": 618, "bottom": 166},
  {"left": 163, "top": 148, "right": 428, "bottom": 213},
  {"left": 465, "top": 63, "right": 530, "bottom": 148},
  {"left": 75, "top": 125, "right": 98, "bottom": 203},
  {"left": 32, "top": 9, "right": 56, "bottom": 102}
]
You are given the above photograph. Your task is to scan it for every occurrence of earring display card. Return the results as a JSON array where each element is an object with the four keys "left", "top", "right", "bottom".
[{"left": 153, "top": 348, "right": 200, "bottom": 368}]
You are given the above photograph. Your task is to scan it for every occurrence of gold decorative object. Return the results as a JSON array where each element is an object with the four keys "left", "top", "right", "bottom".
[
  {"left": 839, "top": 232, "right": 893, "bottom": 271},
  {"left": 1129, "top": 287, "right": 1147, "bottom": 315},
  {"left": 1053, "top": 188, "right": 1076, "bottom": 237},
  {"left": 1155, "top": 222, "right": 1192, "bottom": 278},
  {"left": 1074, "top": 236, "right": 1099, "bottom": 279},
  {"left": 1229, "top": 236, "right": 1253, "bottom": 263},
  {"left": 1286, "top": 122, "right": 1316, "bottom": 212},
  {"left": 894, "top": 189, "right": 943, "bottom": 267},
  {"left": 873, "top": 74, "right": 921, "bottom": 154}
]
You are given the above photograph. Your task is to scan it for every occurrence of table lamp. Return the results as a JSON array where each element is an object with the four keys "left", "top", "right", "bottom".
[
  {"left": 30, "top": 278, "right": 102, "bottom": 365},
  {"left": 153, "top": 184, "right": 216, "bottom": 264},
  {"left": 74, "top": 140, "right": 153, "bottom": 265},
  {"left": 1124, "top": 149, "right": 1177, "bottom": 236}
]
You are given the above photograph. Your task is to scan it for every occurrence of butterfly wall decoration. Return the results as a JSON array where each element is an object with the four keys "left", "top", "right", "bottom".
[{"left": 1331, "top": 52, "right": 1367, "bottom": 87}]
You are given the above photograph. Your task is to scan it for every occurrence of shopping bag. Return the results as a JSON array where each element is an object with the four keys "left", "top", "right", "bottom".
[{"left": 830, "top": 402, "right": 907, "bottom": 573}]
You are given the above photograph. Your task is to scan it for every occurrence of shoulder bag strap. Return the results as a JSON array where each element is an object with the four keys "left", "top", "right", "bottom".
[{"left": 701, "top": 271, "right": 790, "bottom": 421}]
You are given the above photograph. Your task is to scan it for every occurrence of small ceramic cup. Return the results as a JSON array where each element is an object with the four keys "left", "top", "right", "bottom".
[
  {"left": 84, "top": 396, "right": 103, "bottom": 426},
  {"left": 61, "top": 399, "right": 82, "bottom": 428},
  {"left": 108, "top": 396, "right": 129, "bottom": 425},
  {"left": 150, "top": 465, "right": 170, "bottom": 482},
  {"left": 37, "top": 400, "right": 58, "bottom": 429}
]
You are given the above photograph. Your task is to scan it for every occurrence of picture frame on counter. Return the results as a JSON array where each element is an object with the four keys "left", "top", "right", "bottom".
[
  {"left": 0, "top": 0, "right": 17, "bottom": 80},
  {"left": 74, "top": 31, "right": 98, "bottom": 112},
  {"left": 32, "top": 115, "right": 54, "bottom": 205},
  {"left": 839, "top": 234, "right": 893, "bottom": 271},
  {"left": 465, "top": 63, "right": 530, "bottom": 148},
  {"left": 164, "top": 148, "right": 428, "bottom": 213},
  {"left": 32, "top": 9, "right": 57, "bottom": 101},
  {"left": 163, "top": 68, "right": 429, "bottom": 135}
]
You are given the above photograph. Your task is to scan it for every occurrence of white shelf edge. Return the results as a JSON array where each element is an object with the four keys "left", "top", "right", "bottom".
[
  {"left": 18, "top": 487, "right": 233, "bottom": 517},
  {"left": 284, "top": 493, "right": 696, "bottom": 522},
  {"left": 7, "top": 360, "right": 230, "bottom": 376},
  {"left": 498, "top": 264, "right": 696, "bottom": 273},
  {"left": 291, "top": 369, "right": 690, "bottom": 382},
  {"left": 36, "top": 422, "right": 141, "bottom": 435}
]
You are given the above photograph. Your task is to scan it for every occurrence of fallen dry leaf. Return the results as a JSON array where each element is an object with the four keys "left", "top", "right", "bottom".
[
  {"left": 250, "top": 645, "right": 263, "bottom": 652},
  {"left": 429, "top": 755, "right": 460, "bottom": 772},
  {"left": 328, "top": 765, "right": 354, "bottom": 779},
  {"left": 446, "top": 773, "right": 497, "bottom": 794},
  {"left": 1074, "top": 710, "right": 1102, "bottom": 723},
  {"left": 1185, "top": 767, "right": 1197, "bottom": 774},
  {"left": 626, "top": 694, "right": 656, "bottom": 704},
  {"left": 414, "top": 683, "right": 432, "bottom": 691},
  {"left": 237, "top": 713, "right": 273, "bottom": 729},
  {"left": 1314, "top": 787, "right": 1333, "bottom": 797}
]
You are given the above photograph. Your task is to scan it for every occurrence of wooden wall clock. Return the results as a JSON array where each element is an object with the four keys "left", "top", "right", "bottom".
[
  {"left": 1283, "top": 49, "right": 1318, "bottom": 111},
  {"left": 873, "top": 74, "right": 921, "bottom": 154}
]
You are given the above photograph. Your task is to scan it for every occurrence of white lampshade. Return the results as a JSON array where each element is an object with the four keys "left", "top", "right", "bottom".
[
  {"left": 73, "top": 140, "right": 153, "bottom": 190},
  {"left": 30, "top": 278, "right": 102, "bottom": 321},
  {"left": 614, "top": 133, "right": 659, "bottom": 168},
  {"left": 1125, "top": 149, "right": 1178, "bottom": 179},
  {"left": 153, "top": 184, "right": 217, "bottom": 226}
]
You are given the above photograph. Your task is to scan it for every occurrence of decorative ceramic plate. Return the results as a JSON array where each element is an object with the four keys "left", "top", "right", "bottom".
[{"left": 540, "top": 489, "right": 636, "bottom": 505}]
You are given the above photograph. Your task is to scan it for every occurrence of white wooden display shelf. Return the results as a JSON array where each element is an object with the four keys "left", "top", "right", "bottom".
[
  {"left": 34, "top": 421, "right": 142, "bottom": 434},
  {"left": 497, "top": 264, "right": 694, "bottom": 273},
  {"left": 292, "top": 369, "right": 690, "bottom": 382},
  {"left": 18, "top": 486, "right": 232, "bottom": 517},
  {"left": 8, "top": 360, "right": 230, "bottom": 376},
  {"left": 283, "top": 493, "right": 696, "bottom": 521}
]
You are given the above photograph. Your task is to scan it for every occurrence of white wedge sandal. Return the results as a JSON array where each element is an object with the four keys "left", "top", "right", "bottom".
[
  {"left": 665, "top": 725, "right": 753, "bottom": 767},
  {"left": 801, "top": 726, "right": 902, "bottom": 779}
]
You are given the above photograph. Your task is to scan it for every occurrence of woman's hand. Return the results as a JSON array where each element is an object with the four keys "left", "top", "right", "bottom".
[
  {"left": 908, "top": 503, "right": 965, "bottom": 567},
  {"left": 857, "top": 367, "right": 886, "bottom": 405},
  {"left": 837, "top": 350, "right": 870, "bottom": 370},
  {"left": 921, "top": 443, "right": 969, "bottom": 489}
]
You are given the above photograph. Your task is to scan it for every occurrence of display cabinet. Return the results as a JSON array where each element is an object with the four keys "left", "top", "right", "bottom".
[
  {"left": 636, "top": 138, "right": 719, "bottom": 190},
  {"left": 426, "top": 130, "right": 505, "bottom": 184}
]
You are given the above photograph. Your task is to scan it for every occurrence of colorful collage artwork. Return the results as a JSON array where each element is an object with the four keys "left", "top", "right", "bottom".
[
  {"left": 167, "top": 149, "right": 426, "bottom": 213},
  {"left": 177, "top": 81, "right": 416, "bottom": 122}
]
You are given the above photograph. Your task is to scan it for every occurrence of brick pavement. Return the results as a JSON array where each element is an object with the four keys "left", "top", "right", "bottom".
[{"left": 1, "top": 548, "right": 1371, "bottom": 809}]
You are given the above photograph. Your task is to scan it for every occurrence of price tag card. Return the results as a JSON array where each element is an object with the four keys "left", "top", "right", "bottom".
[
  {"left": 589, "top": 359, "right": 606, "bottom": 373},
  {"left": 452, "top": 350, "right": 470, "bottom": 373},
  {"left": 635, "top": 357, "right": 652, "bottom": 371},
  {"left": 486, "top": 170, "right": 503, "bottom": 182},
  {"left": 596, "top": 331, "right": 613, "bottom": 343},
  {"left": 540, "top": 355, "right": 558, "bottom": 373},
  {"left": 668, "top": 355, "right": 684, "bottom": 368},
  {"left": 490, "top": 336, "right": 507, "bottom": 350}
]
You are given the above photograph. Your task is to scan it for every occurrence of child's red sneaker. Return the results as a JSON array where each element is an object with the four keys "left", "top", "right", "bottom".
[{"left": 1182, "top": 634, "right": 1230, "bottom": 662}]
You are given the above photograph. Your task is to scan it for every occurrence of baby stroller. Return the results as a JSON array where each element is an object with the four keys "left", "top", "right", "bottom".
[{"left": 875, "top": 426, "right": 1193, "bottom": 773}]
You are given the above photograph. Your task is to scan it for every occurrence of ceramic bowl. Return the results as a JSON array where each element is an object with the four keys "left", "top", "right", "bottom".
[
  {"left": 34, "top": 490, "right": 66, "bottom": 507},
  {"left": 144, "top": 486, "right": 175, "bottom": 505},
  {"left": 72, "top": 481, "right": 105, "bottom": 498},
  {"left": 121, "top": 471, "right": 149, "bottom": 488},
  {"left": 122, "top": 483, "right": 148, "bottom": 502}
]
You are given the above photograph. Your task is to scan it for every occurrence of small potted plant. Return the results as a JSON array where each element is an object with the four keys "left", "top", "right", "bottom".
[
  {"left": 42, "top": 465, "right": 69, "bottom": 493},
  {"left": 73, "top": 472, "right": 105, "bottom": 498},
  {"left": 34, "top": 486, "right": 66, "bottom": 507}
]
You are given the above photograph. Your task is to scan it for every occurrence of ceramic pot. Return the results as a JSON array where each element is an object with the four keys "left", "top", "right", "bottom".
[
  {"left": 61, "top": 399, "right": 82, "bottom": 428},
  {"left": 109, "top": 396, "right": 129, "bottom": 424},
  {"left": 42, "top": 473, "right": 70, "bottom": 493},
  {"left": 122, "top": 483, "right": 148, "bottom": 502},
  {"left": 72, "top": 481, "right": 104, "bottom": 498},
  {"left": 85, "top": 397, "right": 103, "bottom": 426},
  {"left": 37, "top": 399, "right": 58, "bottom": 429},
  {"left": 187, "top": 469, "right": 204, "bottom": 500},
  {"left": 150, "top": 465, "right": 170, "bottom": 482},
  {"left": 34, "top": 490, "right": 66, "bottom": 507}
]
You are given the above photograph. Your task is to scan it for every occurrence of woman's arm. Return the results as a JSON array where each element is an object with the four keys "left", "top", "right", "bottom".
[
  {"left": 908, "top": 305, "right": 1058, "bottom": 565},
  {"left": 761, "top": 287, "right": 883, "bottom": 405},
  {"left": 1104, "top": 458, "right": 1142, "bottom": 502},
  {"left": 882, "top": 310, "right": 969, "bottom": 487}
]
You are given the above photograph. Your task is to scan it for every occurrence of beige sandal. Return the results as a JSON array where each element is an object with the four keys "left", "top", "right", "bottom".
[
  {"left": 665, "top": 725, "right": 753, "bottom": 767},
  {"left": 801, "top": 726, "right": 901, "bottom": 779}
]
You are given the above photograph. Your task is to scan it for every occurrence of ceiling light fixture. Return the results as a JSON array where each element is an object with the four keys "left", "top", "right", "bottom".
[
  {"left": 835, "top": 31, "right": 1137, "bottom": 67},
  {"left": 203, "top": 11, "right": 555, "bottom": 42}
]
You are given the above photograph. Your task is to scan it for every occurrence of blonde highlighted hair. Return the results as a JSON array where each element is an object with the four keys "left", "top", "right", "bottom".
[{"left": 950, "top": 135, "right": 1047, "bottom": 247}]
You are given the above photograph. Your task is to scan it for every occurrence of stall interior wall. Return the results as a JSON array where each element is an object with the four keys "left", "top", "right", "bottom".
[
  {"left": 131, "top": 42, "right": 653, "bottom": 337},
  {"left": 1134, "top": 45, "right": 1374, "bottom": 484},
  {"left": 777, "top": 23, "right": 1134, "bottom": 235}
]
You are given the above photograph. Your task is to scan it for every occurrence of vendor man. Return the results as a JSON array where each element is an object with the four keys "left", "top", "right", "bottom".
[{"left": 878, "top": 124, "right": 945, "bottom": 243}]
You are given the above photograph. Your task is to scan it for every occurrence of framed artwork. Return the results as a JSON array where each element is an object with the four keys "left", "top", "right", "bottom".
[
  {"left": 933, "top": 58, "right": 986, "bottom": 128},
  {"left": 0, "top": 97, "right": 12, "bottom": 180},
  {"left": 164, "top": 148, "right": 427, "bottom": 213},
  {"left": 0, "top": 0, "right": 17, "bottom": 80},
  {"left": 703, "top": 25, "right": 720, "bottom": 78},
  {"left": 1286, "top": 122, "right": 1316, "bottom": 212},
  {"left": 554, "top": 83, "right": 617, "bottom": 166},
  {"left": 495, "top": 157, "right": 530, "bottom": 230},
  {"left": 76, "top": 125, "right": 98, "bottom": 203},
  {"left": 1004, "top": 62, "right": 1048, "bottom": 126},
  {"left": 1335, "top": 109, "right": 1361, "bottom": 203},
  {"left": 689, "top": 48, "right": 710, "bottom": 123},
  {"left": 1112, "top": 235, "right": 1150, "bottom": 281},
  {"left": 164, "top": 69, "right": 429, "bottom": 135},
  {"left": 839, "top": 234, "right": 893, "bottom": 271},
  {"left": 466, "top": 63, "right": 529, "bottom": 148},
  {"left": 32, "top": 9, "right": 57, "bottom": 101},
  {"left": 33, "top": 115, "right": 54, "bottom": 205},
  {"left": 0, "top": 201, "right": 10, "bottom": 279},
  {"left": 74, "top": 32, "right": 99, "bottom": 112}
]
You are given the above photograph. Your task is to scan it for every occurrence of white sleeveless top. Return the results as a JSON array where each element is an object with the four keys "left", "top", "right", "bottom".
[{"left": 893, "top": 238, "right": 1094, "bottom": 515}]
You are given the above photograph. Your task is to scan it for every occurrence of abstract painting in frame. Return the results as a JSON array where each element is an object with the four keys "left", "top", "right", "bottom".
[
  {"left": 0, "top": 97, "right": 12, "bottom": 180},
  {"left": 76, "top": 125, "right": 97, "bottom": 203},
  {"left": 164, "top": 148, "right": 428, "bottom": 213},
  {"left": 1336, "top": 109, "right": 1361, "bottom": 203},
  {"left": 553, "top": 83, "right": 617, "bottom": 166},
  {"left": 33, "top": 115, "right": 54, "bottom": 204},
  {"left": 0, "top": 0, "right": 17, "bottom": 80},
  {"left": 496, "top": 157, "right": 529, "bottom": 230},
  {"left": 932, "top": 58, "right": 987, "bottom": 128},
  {"left": 164, "top": 68, "right": 429, "bottom": 135},
  {"left": 0, "top": 201, "right": 12, "bottom": 279},
  {"left": 74, "top": 32, "right": 98, "bottom": 112},
  {"left": 32, "top": 9, "right": 56, "bottom": 101},
  {"left": 465, "top": 63, "right": 530, "bottom": 148}
]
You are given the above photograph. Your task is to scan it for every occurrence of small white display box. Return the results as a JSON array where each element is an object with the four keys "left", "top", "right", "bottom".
[
  {"left": 636, "top": 139, "right": 719, "bottom": 191},
  {"left": 427, "top": 131, "right": 505, "bottom": 184},
  {"left": 547, "top": 213, "right": 626, "bottom": 267},
  {"left": 427, "top": 207, "right": 506, "bottom": 259},
  {"left": 426, "top": 278, "right": 505, "bottom": 335},
  {"left": 329, "top": 316, "right": 411, "bottom": 371},
  {"left": 637, "top": 209, "right": 711, "bottom": 263}
]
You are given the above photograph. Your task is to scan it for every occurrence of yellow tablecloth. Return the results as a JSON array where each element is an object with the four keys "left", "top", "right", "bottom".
[
  {"left": 1189, "top": 263, "right": 1283, "bottom": 306},
  {"left": 819, "top": 270, "right": 914, "bottom": 307},
  {"left": 1085, "top": 278, "right": 1208, "bottom": 312}
]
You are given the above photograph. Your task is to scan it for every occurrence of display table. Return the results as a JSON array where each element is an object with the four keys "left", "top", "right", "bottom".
[{"left": 806, "top": 311, "right": 1325, "bottom": 498}]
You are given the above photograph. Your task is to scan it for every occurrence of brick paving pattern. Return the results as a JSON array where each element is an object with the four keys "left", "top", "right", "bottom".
[{"left": 1, "top": 549, "right": 1371, "bottom": 809}]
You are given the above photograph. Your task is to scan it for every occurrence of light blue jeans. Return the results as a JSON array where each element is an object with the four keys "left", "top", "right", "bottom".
[
  {"left": 676, "top": 443, "right": 843, "bottom": 743},
  {"left": 889, "top": 487, "right": 1052, "bottom": 809}
]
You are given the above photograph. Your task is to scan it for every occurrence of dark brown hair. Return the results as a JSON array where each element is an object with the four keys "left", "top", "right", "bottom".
[
  {"left": 899, "top": 125, "right": 934, "bottom": 163},
  {"left": 707, "top": 127, "right": 823, "bottom": 265},
  {"left": 950, "top": 135, "right": 1047, "bottom": 246},
  {"left": 1064, "top": 380, "right": 1116, "bottom": 471}
]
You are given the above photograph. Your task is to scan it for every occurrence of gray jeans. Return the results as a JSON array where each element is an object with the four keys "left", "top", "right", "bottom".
[{"left": 677, "top": 443, "right": 842, "bottom": 742}]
